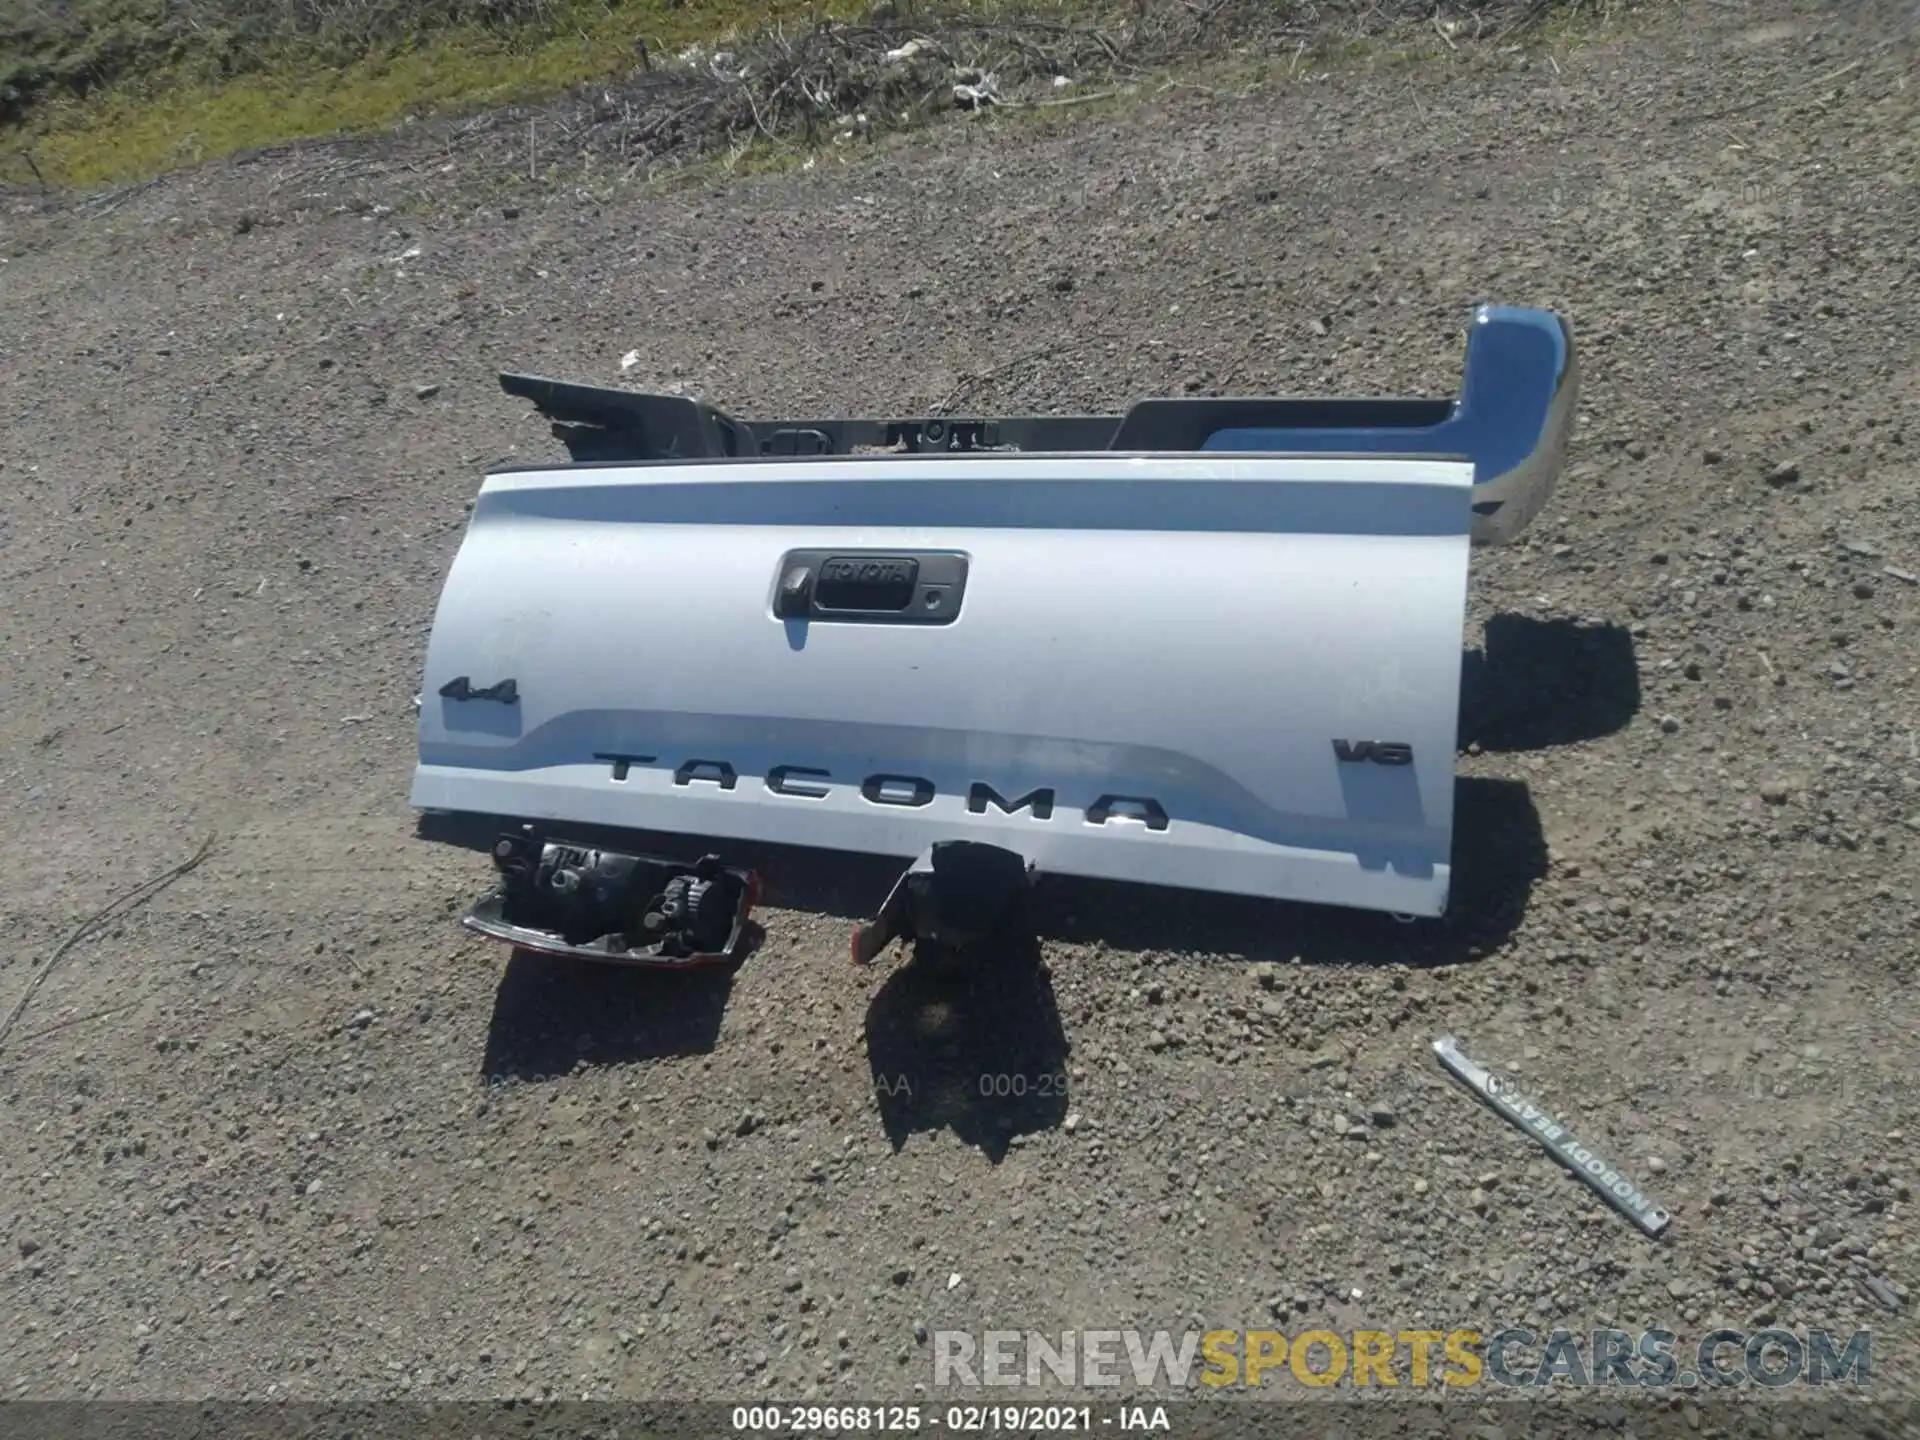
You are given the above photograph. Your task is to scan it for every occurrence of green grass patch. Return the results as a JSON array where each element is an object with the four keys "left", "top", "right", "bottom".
[
  {"left": 2, "top": 0, "right": 867, "bottom": 186},
  {"left": 0, "top": 0, "right": 1625, "bottom": 190}
]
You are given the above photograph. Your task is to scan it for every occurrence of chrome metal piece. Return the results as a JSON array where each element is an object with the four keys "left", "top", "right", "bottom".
[
  {"left": 1205, "top": 303, "right": 1579, "bottom": 547},
  {"left": 1432, "top": 1033, "right": 1671, "bottom": 1238}
]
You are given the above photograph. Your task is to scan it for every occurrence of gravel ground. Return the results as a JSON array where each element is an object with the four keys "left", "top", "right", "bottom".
[{"left": 1, "top": 0, "right": 1917, "bottom": 1418}]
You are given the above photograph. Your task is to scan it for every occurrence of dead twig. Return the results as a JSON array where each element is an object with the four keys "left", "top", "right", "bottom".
[
  {"left": 932, "top": 343, "right": 1056, "bottom": 416},
  {"left": 1678, "top": 53, "right": 1879, "bottom": 123},
  {"left": 1006, "top": 87, "right": 1119, "bottom": 109},
  {"left": 0, "top": 833, "right": 216, "bottom": 1056},
  {"left": 14, "top": 1001, "right": 140, "bottom": 1048},
  {"left": 78, "top": 175, "right": 166, "bottom": 217},
  {"left": 18, "top": 148, "right": 49, "bottom": 192}
]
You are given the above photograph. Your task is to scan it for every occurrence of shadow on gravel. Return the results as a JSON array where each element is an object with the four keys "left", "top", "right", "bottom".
[
  {"left": 477, "top": 931, "right": 761, "bottom": 1082},
  {"left": 1460, "top": 614, "right": 1640, "bottom": 752},
  {"left": 864, "top": 903, "right": 1070, "bottom": 1162},
  {"left": 1033, "top": 776, "right": 1546, "bottom": 968}
]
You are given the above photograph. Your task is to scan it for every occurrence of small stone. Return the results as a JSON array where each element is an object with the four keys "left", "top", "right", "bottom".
[
  {"left": 890, "top": 1266, "right": 911, "bottom": 1285},
  {"left": 1063, "top": 1113, "right": 1080, "bottom": 1134},
  {"left": 306, "top": 1179, "right": 323, "bottom": 1196},
  {"left": 1659, "top": 715, "right": 1682, "bottom": 734},
  {"left": 1864, "top": 1276, "right": 1900, "bottom": 1311},
  {"left": 1645, "top": 1156, "right": 1668, "bottom": 1174},
  {"left": 1251, "top": 962, "right": 1278, "bottom": 989},
  {"left": 1369, "top": 1105, "right": 1397, "bottom": 1129},
  {"left": 502, "top": 207, "right": 521, "bottom": 219},
  {"left": 1852, "top": 581, "right": 1875, "bottom": 600},
  {"left": 913, "top": 1322, "right": 929, "bottom": 1344},
  {"left": 1668, "top": 1277, "right": 1691, "bottom": 1300},
  {"left": 1765, "top": 460, "right": 1801, "bottom": 487},
  {"left": 735, "top": 1110, "right": 758, "bottom": 1137},
  {"left": 1760, "top": 782, "right": 1791, "bottom": 805},
  {"left": 1310, "top": 318, "right": 1328, "bottom": 337},
  {"left": 414, "top": 383, "right": 441, "bottom": 401},
  {"left": 1412, "top": 1179, "right": 1429, "bottom": 1196},
  {"left": 1626, "top": 440, "right": 1648, "bottom": 460},
  {"left": 1703, "top": 447, "right": 1724, "bottom": 464},
  {"left": 1148, "top": 1031, "right": 1169, "bottom": 1052},
  {"left": 17, "top": 1239, "right": 40, "bottom": 1258}
]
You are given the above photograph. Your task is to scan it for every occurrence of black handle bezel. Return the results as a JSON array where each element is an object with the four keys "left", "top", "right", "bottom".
[{"left": 771, "top": 549, "right": 970, "bottom": 625}]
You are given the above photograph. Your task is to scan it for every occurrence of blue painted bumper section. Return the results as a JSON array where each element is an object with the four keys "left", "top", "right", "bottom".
[{"left": 1202, "top": 305, "right": 1578, "bottom": 545}]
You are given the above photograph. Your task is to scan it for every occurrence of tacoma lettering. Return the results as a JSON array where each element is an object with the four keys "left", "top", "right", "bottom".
[
  {"left": 600, "top": 755, "right": 1164, "bottom": 829},
  {"left": 766, "top": 764, "right": 830, "bottom": 798},
  {"left": 673, "top": 759, "right": 738, "bottom": 790},
  {"left": 593, "top": 751, "right": 655, "bottom": 782},
  {"left": 967, "top": 782, "right": 1055, "bottom": 820},
  {"left": 861, "top": 773, "right": 936, "bottom": 808}
]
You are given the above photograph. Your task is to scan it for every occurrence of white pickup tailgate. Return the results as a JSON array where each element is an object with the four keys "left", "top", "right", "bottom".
[{"left": 412, "top": 453, "right": 1474, "bottom": 916}]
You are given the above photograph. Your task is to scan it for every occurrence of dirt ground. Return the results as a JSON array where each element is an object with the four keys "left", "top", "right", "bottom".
[{"left": 1, "top": 0, "right": 1918, "bottom": 1420}]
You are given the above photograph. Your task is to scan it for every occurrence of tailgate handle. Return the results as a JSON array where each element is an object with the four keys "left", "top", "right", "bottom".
[{"left": 772, "top": 550, "right": 968, "bottom": 625}]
